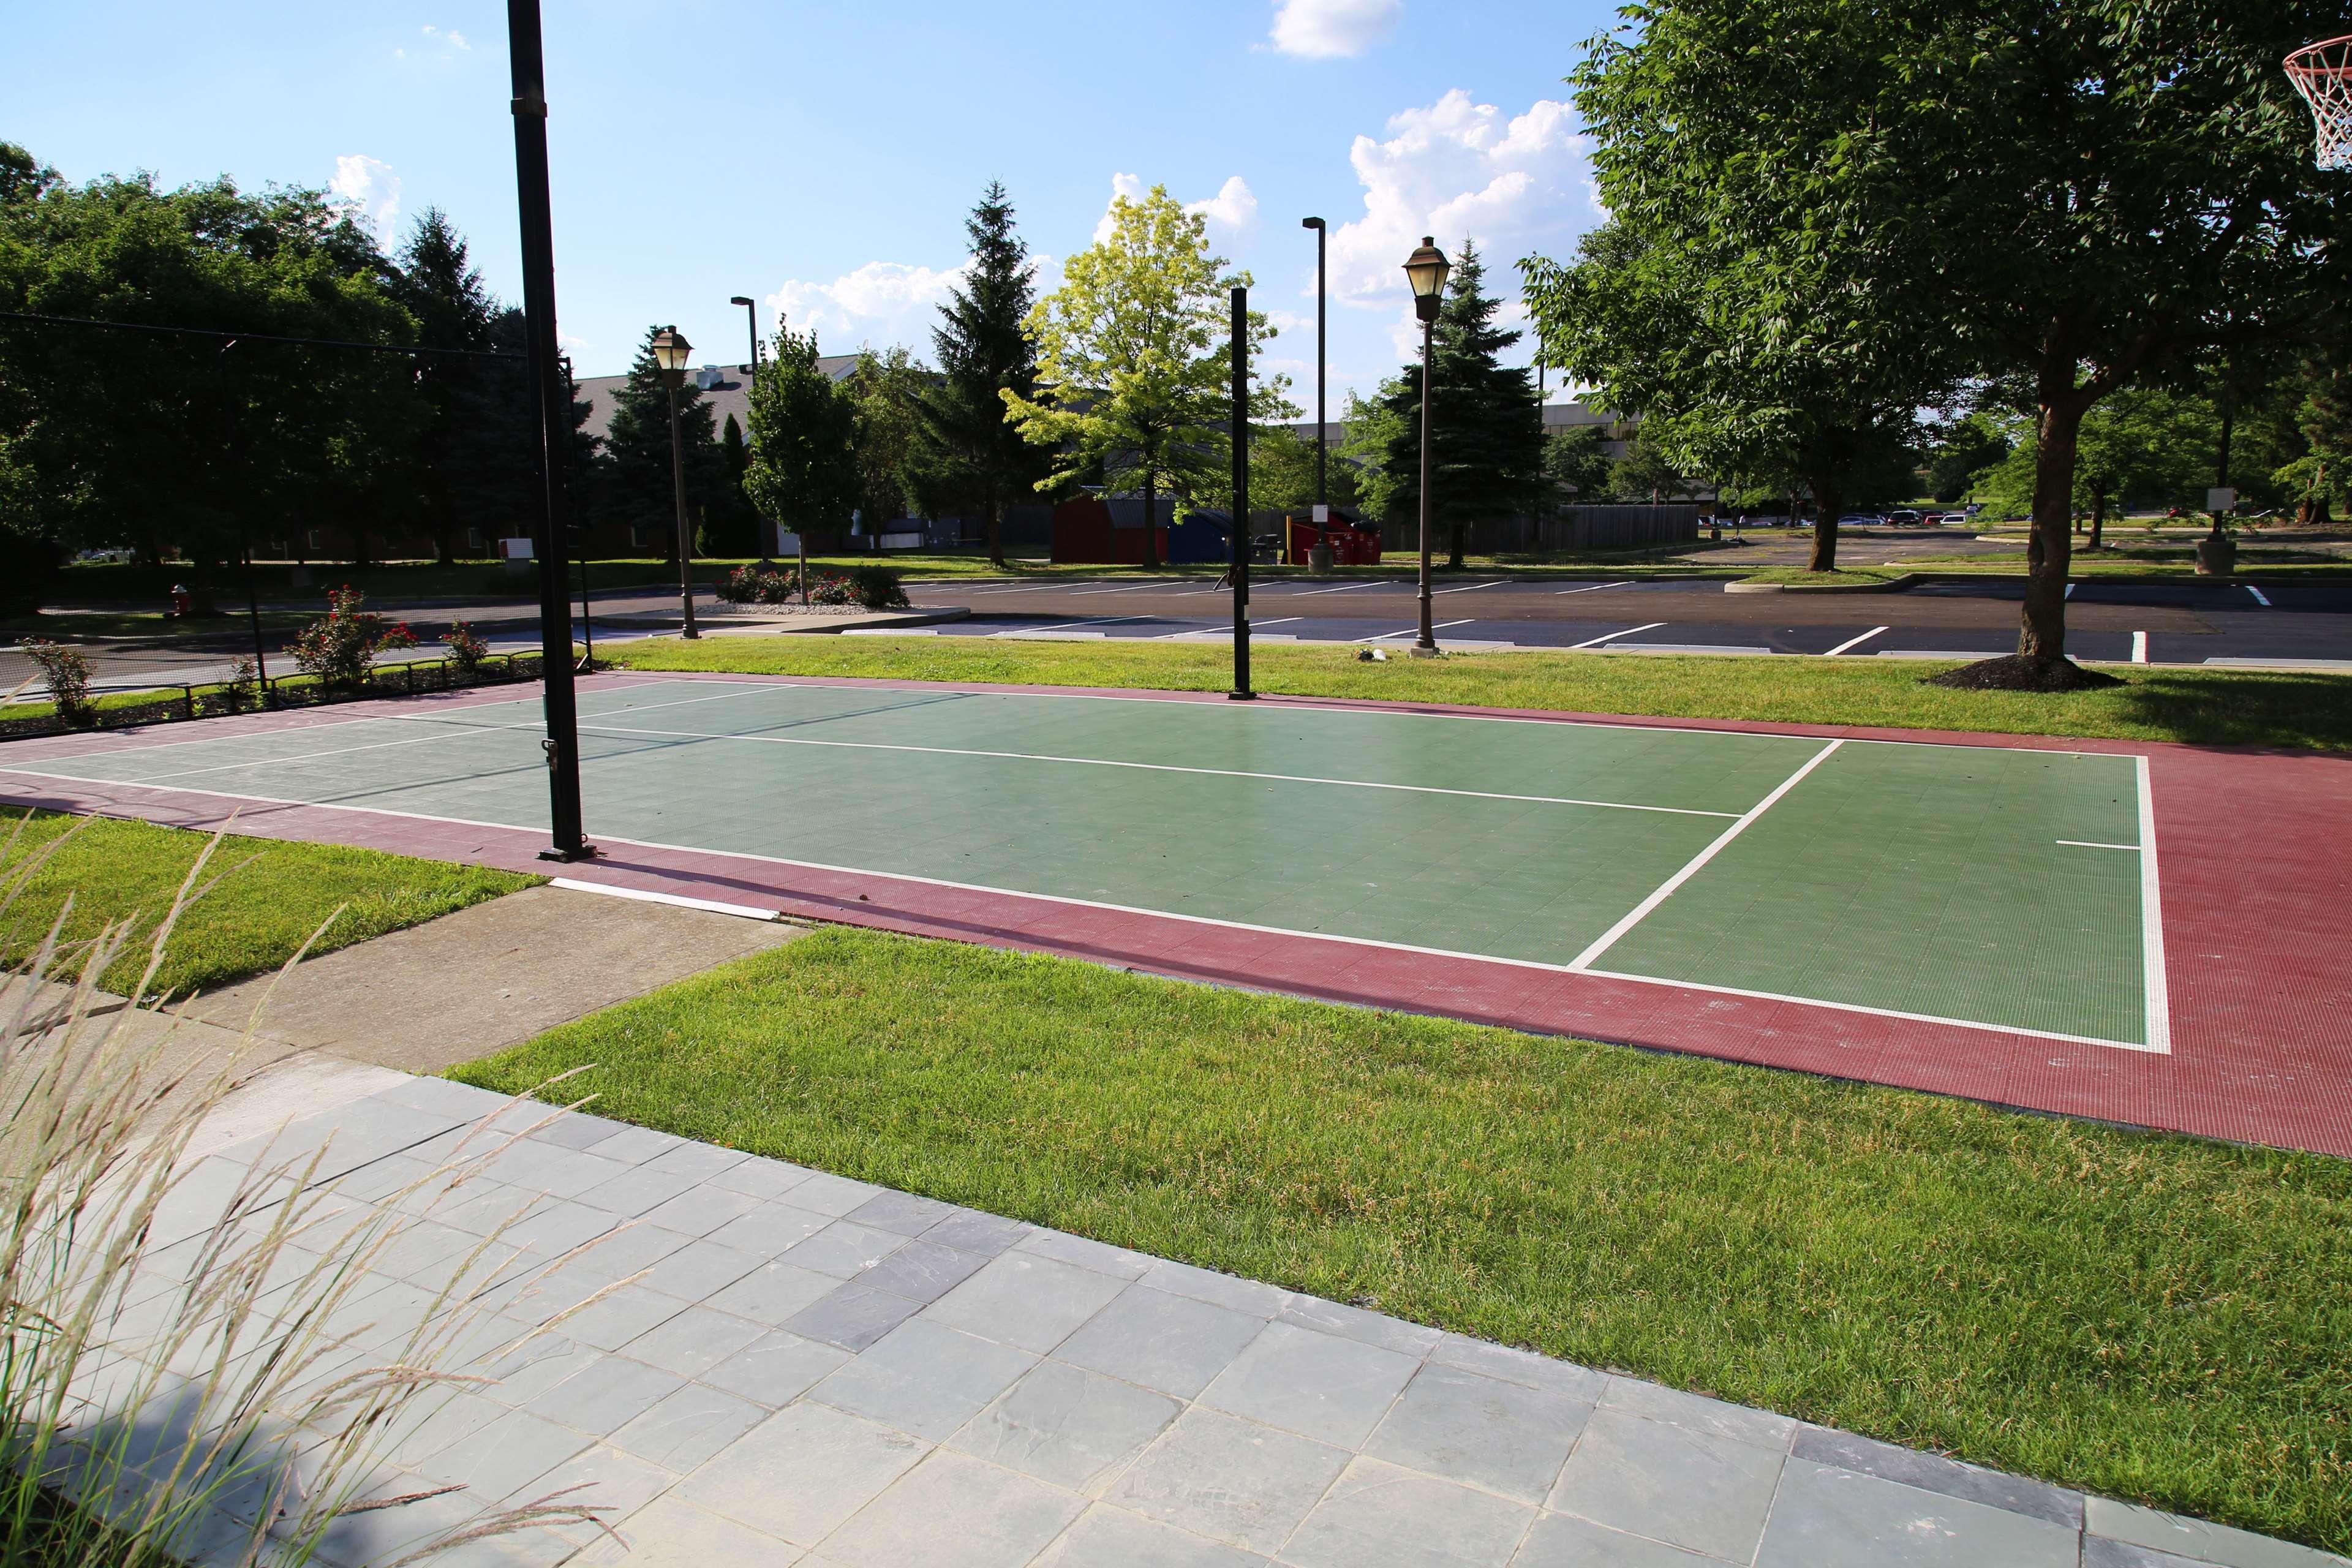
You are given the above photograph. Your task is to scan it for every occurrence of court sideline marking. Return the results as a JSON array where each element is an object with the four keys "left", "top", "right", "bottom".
[
  {"left": 560, "top": 718, "right": 1746, "bottom": 818},
  {"left": 0, "top": 746, "right": 2158, "bottom": 1055},
  {"left": 1569, "top": 741, "right": 1846, "bottom": 971},
  {"left": 2138, "top": 753, "right": 2172, "bottom": 1054}
]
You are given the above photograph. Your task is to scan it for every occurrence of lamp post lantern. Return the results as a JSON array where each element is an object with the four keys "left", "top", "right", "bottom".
[
  {"left": 1301, "top": 217, "right": 1328, "bottom": 565},
  {"left": 650, "top": 325, "right": 700, "bottom": 639},
  {"left": 1402, "top": 236, "right": 1450, "bottom": 655},
  {"left": 728, "top": 295, "right": 760, "bottom": 373}
]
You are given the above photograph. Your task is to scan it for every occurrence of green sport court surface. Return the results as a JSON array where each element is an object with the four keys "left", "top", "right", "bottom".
[{"left": 5, "top": 677, "right": 2168, "bottom": 1053}]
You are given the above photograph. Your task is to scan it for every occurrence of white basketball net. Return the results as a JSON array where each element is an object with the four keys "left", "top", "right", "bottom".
[{"left": 2286, "top": 33, "right": 2352, "bottom": 171}]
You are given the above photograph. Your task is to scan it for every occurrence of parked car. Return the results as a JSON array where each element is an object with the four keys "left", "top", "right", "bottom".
[
  {"left": 1836, "top": 513, "right": 1882, "bottom": 527},
  {"left": 1885, "top": 509, "right": 1923, "bottom": 526}
]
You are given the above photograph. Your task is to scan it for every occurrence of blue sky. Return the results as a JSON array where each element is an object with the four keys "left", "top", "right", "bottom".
[{"left": 12, "top": 0, "right": 1615, "bottom": 401}]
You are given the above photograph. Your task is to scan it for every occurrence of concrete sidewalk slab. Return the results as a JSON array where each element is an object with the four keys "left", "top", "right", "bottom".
[
  {"left": 182, "top": 884, "right": 801, "bottom": 1073},
  {"left": 122, "top": 1069, "right": 2351, "bottom": 1568}
]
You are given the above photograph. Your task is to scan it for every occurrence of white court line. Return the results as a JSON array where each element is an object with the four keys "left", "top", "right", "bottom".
[
  {"left": 567, "top": 719, "right": 1744, "bottom": 818},
  {"left": 2131, "top": 631, "right": 2150, "bottom": 663},
  {"left": 1568, "top": 622, "right": 1667, "bottom": 650},
  {"left": 1069, "top": 580, "right": 1187, "bottom": 596},
  {"left": 2138, "top": 754, "right": 2172, "bottom": 1054},
  {"left": 1555, "top": 581, "right": 1635, "bottom": 595},
  {"left": 549, "top": 876, "right": 783, "bottom": 922},
  {"left": 1569, "top": 740, "right": 1845, "bottom": 971},
  {"left": 1290, "top": 581, "right": 1385, "bottom": 596},
  {"left": 1822, "top": 627, "right": 1890, "bottom": 657},
  {"left": 2245, "top": 584, "right": 2272, "bottom": 606},
  {"left": 1358, "top": 619, "right": 1476, "bottom": 643},
  {"left": 2057, "top": 839, "right": 2141, "bottom": 851},
  {"left": 0, "top": 754, "right": 2155, "bottom": 1054},
  {"left": 1433, "top": 580, "right": 1507, "bottom": 595},
  {"left": 50, "top": 684, "right": 800, "bottom": 786}
]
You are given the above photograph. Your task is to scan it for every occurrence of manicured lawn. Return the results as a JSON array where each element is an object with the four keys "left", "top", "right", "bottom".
[
  {"left": 1896, "top": 547, "right": 2352, "bottom": 577},
  {"left": 603, "top": 633, "right": 2352, "bottom": 750},
  {"left": 453, "top": 927, "right": 2352, "bottom": 1550},
  {"left": 1, "top": 810, "right": 538, "bottom": 997},
  {"left": 1738, "top": 565, "right": 1913, "bottom": 586}
]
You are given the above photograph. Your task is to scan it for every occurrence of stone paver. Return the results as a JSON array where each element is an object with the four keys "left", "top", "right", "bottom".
[{"left": 136, "top": 1074, "right": 2349, "bottom": 1568}]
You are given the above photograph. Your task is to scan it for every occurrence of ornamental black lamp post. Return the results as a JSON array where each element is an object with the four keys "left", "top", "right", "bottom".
[
  {"left": 650, "top": 325, "right": 700, "bottom": 639},
  {"left": 729, "top": 295, "right": 760, "bottom": 372},
  {"left": 1300, "top": 216, "right": 1328, "bottom": 564},
  {"left": 1403, "top": 236, "right": 1451, "bottom": 655},
  {"left": 1229, "top": 284, "right": 1254, "bottom": 701}
]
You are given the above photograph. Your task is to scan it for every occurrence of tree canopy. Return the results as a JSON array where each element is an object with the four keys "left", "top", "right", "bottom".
[
  {"left": 744, "top": 320, "right": 858, "bottom": 552},
  {"left": 599, "top": 325, "right": 723, "bottom": 556},
  {"left": 1005, "top": 183, "right": 1285, "bottom": 568}
]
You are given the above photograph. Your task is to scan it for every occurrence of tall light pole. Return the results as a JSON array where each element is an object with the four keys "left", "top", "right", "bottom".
[
  {"left": 1300, "top": 217, "right": 1327, "bottom": 560},
  {"left": 1403, "top": 236, "right": 1451, "bottom": 655},
  {"left": 507, "top": 0, "right": 589, "bottom": 859},
  {"left": 650, "top": 325, "right": 700, "bottom": 639},
  {"left": 729, "top": 295, "right": 760, "bottom": 372}
]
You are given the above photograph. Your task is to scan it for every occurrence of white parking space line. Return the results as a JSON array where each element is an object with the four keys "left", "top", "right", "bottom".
[
  {"left": 2132, "top": 631, "right": 2149, "bottom": 663},
  {"left": 1555, "top": 580, "right": 1635, "bottom": 595},
  {"left": 1291, "top": 581, "right": 1385, "bottom": 596},
  {"left": 1070, "top": 580, "right": 1187, "bottom": 595},
  {"left": 1570, "top": 739, "right": 1846, "bottom": 971},
  {"left": 1017, "top": 615, "right": 1157, "bottom": 633},
  {"left": 1568, "top": 622, "right": 1668, "bottom": 650},
  {"left": 1166, "top": 617, "right": 1304, "bottom": 638},
  {"left": 1822, "top": 627, "right": 1890, "bottom": 657},
  {"left": 1433, "top": 580, "right": 1507, "bottom": 595},
  {"left": 2065, "top": 582, "right": 2076, "bottom": 600},
  {"left": 967, "top": 582, "right": 1077, "bottom": 596},
  {"left": 1358, "top": 619, "right": 1476, "bottom": 643},
  {"left": 2245, "top": 584, "right": 2272, "bottom": 606}
]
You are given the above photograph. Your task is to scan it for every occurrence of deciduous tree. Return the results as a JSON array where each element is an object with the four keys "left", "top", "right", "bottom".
[{"left": 744, "top": 319, "right": 858, "bottom": 585}]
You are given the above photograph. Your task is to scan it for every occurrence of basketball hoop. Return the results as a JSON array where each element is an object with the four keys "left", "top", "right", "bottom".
[{"left": 2285, "top": 32, "right": 2352, "bottom": 170}]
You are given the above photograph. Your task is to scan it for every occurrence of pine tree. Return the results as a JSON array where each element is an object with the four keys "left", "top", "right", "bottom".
[
  {"left": 393, "top": 209, "right": 496, "bottom": 563},
  {"left": 1372, "top": 240, "right": 1544, "bottom": 567},
  {"left": 916, "top": 182, "right": 1052, "bottom": 565},
  {"left": 599, "top": 325, "right": 723, "bottom": 557}
]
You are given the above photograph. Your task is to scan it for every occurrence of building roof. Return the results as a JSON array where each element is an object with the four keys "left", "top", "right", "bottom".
[
  {"left": 1280, "top": 399, "right": 1630, "bottom": 447},
  {"left": 571, "top": 356, "right": 862, "bottom": 445}
]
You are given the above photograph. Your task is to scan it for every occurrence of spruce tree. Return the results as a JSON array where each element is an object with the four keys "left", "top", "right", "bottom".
[
  {"left": 599, "top": 325, "right": 723, "bottom": 557},
  {"left": 699, "top": 412, "right": 759, "bottom": 557},
  {"left": 1372, "top": 240, "right": 1544, "bottom": 567},
  {"left": 393, "top": 209, "right": 495, "bottom": 563},
  {"left": 916, "top": 182, "right": 1052, "bottom": 564}
]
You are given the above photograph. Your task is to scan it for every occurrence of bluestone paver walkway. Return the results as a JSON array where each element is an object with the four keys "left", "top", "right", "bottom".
[{"left": 167, "top": 1071, "right": 2345, "bottom": 1568}]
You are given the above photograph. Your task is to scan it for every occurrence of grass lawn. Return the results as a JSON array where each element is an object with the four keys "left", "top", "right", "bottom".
[
  {"left": 1736, "top": 565, "right": 1914, "bottom": 586},
  {"left": 603, "top": 633, "right": 2352, "bottom": 750},
  {"left": 1898, "top": 547, "right": 2352, "bottom": 577},
  {"left": 452, "top": 927, "right": 2352, "bottom": 1550},
  {"left": 1, "top": 810, "right": 538, "bottom": 997}
]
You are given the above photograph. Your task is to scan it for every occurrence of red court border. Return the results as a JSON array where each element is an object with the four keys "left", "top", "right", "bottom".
[{"left": 5, "top": 671, "right": 2348, "bottom": 1157}]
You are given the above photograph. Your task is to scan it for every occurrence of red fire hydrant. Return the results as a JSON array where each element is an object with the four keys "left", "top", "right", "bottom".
[{"left": 170, "top": 583, "right": 193, "bottom": 617}]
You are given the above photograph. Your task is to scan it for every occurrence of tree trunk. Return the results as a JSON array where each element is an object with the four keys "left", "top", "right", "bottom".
[
  {"left": 1141, "top": 470, "right": 1159, "bottom": 570},
  {"left": 1447, "top": 518, "right": 1464, "bottom": 571},
  {"left": 2088, "top": 489, "right": 2105, "bottom": 551},
  {"left": 2020, "top": 398, "right": 2085, "bottom": 667},
  {"left": 986, "top": 480, "right": 1005, "bottom": 568},
  {"left": 1806, "top": 475, "right": 1841, "bottom": 572}
]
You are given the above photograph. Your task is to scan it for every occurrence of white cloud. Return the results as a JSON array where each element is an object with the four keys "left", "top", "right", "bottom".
[
  {"left": 765, "top": 260, "right": 971, "bottom": 356},
  {"left": 330, "top": 154, "right": 402, "bottom": 241},
  {"left": 1270, "top": 0, "right": 1402, "bottom": 58},
  {"left": 1186, "top": 175, "right": 1259, "bottom": 235},
  {"left": 1092, "top": 172, "right": 1258, "bottom": 246},
  {"left": 422, "top": 24, "right": 469, "bottom": 50},
  {"left": 1324, "top": 90, "right": 1599, "bottom": 353}
]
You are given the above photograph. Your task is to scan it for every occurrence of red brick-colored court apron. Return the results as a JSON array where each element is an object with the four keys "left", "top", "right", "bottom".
[{"left": 5, "top": 672, "right": 2346, "bottom": 1157}]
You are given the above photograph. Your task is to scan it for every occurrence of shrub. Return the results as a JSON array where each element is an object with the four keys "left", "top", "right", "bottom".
[
  {"left": 222, "top": 656, "right": 259, "bottom": 713},
  {"left": 287, "top": 587, "right": 418, "bottom": 687},
  {"left": 846, "top": 565, "right": 911, "bottom": 611},
  {"left": 20, "top": 639, "right": 94, "bottom": 725},
  {"left": 442, "top": 619, "right": 491, "bottom": 674},
  {"left": 0, "top": 821, "right": 613, "bottom": 1566}
]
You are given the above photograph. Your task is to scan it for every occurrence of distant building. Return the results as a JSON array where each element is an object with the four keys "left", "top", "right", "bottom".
[
  {"left": 1284, "top": 399, "right": 1637, "bottom": 461},
  {"left": 568, "top": 357, "right": 863, "bottom": 445}
]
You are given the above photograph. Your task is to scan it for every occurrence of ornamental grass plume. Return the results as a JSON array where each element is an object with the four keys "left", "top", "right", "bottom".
[{"left": 0, "top": 815, "right": 623, "bottom": 1566}]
